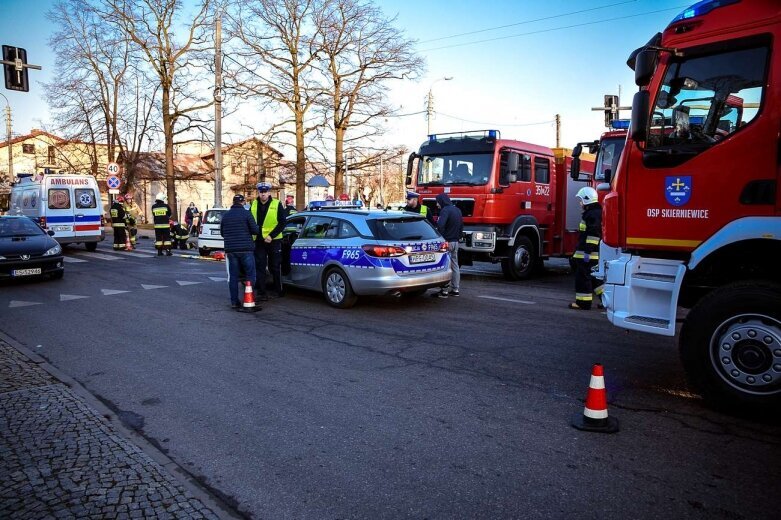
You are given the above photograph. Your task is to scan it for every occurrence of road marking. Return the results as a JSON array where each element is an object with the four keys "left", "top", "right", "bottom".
[
  {"left": 141, "top": 284, "right": 167, "bottom": 290},
  {"left": 63, "top": 256, "right": 88, "bottom": 263},
  {"left": 209, "top": 277, "right": 228, "bottom": 282},
  {"left": 60, "top": 294, "right": 89, "bottom": 301},
  {"left": 9, "top": 300, "right": 42, "bottom": 308},
  {"left": 176, "top": 280, "right": 202, "bottom": 286},
  {"left": 72, "top": 251, "right": 124, "bottom": 261},
  {"left": 121, "top": 251, "right": 157, "bottom": 258},
  {"left": 478, "top": 295, "right": 535, "bottom": 305},
  {"left": 101, "top": 289, "right": 130, "bottom": 296}
]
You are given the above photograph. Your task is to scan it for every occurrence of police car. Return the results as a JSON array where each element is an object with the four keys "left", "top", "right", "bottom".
[{"left": 281, "top": 202, "right": 451, "bottom": 308}]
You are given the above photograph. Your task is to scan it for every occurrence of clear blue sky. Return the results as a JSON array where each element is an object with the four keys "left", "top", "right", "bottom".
[{"left": 0, "top": 0, "right": 691, "bottom": 155}]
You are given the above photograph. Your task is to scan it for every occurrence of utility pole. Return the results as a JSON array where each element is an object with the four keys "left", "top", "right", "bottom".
[
  {"left": 426, "top": 77, "right": 453, "bottom": 135},
  {"left": 213, "top": 15, "right": 223, "bottom": 207},
  {"left": 2, "top": 101, "right": 12, "bottom": 179},
  {"left": 379, "top": 155, "right": 384, "bottom": 207},
  {"left": 555, "top": 114, "right": 561, "bottom": 148}
]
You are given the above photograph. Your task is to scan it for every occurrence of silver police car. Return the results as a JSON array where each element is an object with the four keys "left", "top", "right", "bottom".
[{"left": 281, "top": 204, "right": 451, "bottom": 308}]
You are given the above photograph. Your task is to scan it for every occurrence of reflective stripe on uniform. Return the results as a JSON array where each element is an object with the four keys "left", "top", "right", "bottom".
[
  {"left": 154, "top": 224, "right": 169, "bottom": 229},
  {"left": 594, "top": 285, "right": 604, "bottom": 296},
  {"left": 163, "top": 241, "right": 172, "bottom": 246},
  {"left": 586, "top": 236, "right": 600, "bottom": 245},
  {"left": 572, "top": 251, "right": 585, "bottom": 259},
  {"left": 579, "top": 221, "right": 586, "bottom": 231},
  {"left": 112, "top": 223, "right": 125, "bottom": 228},
  {"left": 421, "top": 205, "right": 428, "bottom": 217},
  {"left": 576, "top": 293, "right": 593, "bottom": 301},
  {"left": 155, "top": 241, "right": 163, "bottom": 246}
]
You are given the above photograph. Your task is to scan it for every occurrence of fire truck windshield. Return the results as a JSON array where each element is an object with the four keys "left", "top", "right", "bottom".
[
  {"left": 646, "top": 44, "right": 766, "bottom": 155},
  {"left": 594, "top": 138, "right": 626, "bottom": 182},
  {"left": 416, "top": 153, "right": 493, "bottom": 186}
]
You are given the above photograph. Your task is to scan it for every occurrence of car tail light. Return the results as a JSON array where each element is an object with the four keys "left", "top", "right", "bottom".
[
  {"left": 438, "top": 241, "right": 448, "bottom": 252},
  {"left": 362, "top": 245, "right": 406, "bottom": 257},
  {"left": 39, "top": 216, "right": 47, "bottom": 228},
  {"left": 100, "top": 215, "right": 105, "bottom": 227}
]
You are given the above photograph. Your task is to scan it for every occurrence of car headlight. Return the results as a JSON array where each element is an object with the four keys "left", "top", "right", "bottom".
[
  {"left": 43, "top": 245, "right": 62, "bottom": 256},
  {"left": 0, "top": 255, "right": 5, "bottom": 260},
  {"left": 473, "top": 232, "right": 494, "bottom": 240}
]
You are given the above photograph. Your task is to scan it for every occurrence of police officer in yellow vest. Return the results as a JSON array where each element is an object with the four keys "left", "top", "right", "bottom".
[
  {"left": 250, "top": 182, "right": 286, "bottom": 300},
  {"left": 404, "top": 192, "right": 431, "bottom": 222}
]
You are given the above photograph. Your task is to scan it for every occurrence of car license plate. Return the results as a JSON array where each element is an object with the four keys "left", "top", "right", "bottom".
[
  {"left": 409, "top": 253, "right": 435, "bottom": 264},
  {"left": 13, "top": 268, "right": 42, "bottom": 277},
  {"left": 211, "top": 229, "right": 221, "bottom": 235}
]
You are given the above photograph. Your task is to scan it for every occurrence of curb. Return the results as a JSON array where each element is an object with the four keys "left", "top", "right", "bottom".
[{"left": 0, "top": 329, "right": 245, "bottom": 520}]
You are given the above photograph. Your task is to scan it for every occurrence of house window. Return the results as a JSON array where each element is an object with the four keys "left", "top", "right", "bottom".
[
  {"left": 22, "top": 144, "right": 34, "bottom": 154},
  {"left": 48, "top": 146, "right": 56, "bottom": 164}
]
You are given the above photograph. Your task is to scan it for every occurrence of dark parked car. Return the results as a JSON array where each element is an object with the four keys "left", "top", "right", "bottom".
[{"left": 0, "top": 215, "right": 64, "bottom": 280}]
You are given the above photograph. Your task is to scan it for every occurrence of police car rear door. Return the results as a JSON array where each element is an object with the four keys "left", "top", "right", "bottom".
[{"left": 293, "top": 215, "right": 334, "bottom": 288}]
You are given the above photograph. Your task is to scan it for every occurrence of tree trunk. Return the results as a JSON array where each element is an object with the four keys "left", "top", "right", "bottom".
[
  {"left": 295, "top": 110, "right": 306, "bottom": 210},
  {"left": 334, "top": 125, "right": 345, "bottom": 195},
  {"left": 162, "top": 85, "right": 177, "bottom": 220}
]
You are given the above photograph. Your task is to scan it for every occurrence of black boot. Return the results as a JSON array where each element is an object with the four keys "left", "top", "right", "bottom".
[{"left": 166, "top": 249, "right": 173, "bottom": 256}]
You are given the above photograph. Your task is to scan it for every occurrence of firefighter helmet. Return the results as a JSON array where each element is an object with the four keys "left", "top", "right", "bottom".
[
  {"left": 115, "top": 195, "right": 124, "bottom": 203},
  {"left": 155, "top": 192, "right": 167, "bottom": 202},
  {"left": 576, "top": 186, "right": 598, "bottom": 205}
]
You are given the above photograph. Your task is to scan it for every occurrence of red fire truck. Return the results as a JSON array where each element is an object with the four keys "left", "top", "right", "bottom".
[
  {"left": 572, "top": 120, "right": 629, "bottom": 203},
  {"left": 598, "top": 0, "right": 781, "bottom": 411},
  {"left": 406, "top": 130, "right": 594, "bottom": 280}
]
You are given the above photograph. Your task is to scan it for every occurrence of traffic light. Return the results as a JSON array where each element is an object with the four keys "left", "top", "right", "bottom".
[
  {"left": 3, "top": 45, "right": 29, "bottom": 92},
  {"left": 604, "top": 94, "right": 619, "bottom": 126}
]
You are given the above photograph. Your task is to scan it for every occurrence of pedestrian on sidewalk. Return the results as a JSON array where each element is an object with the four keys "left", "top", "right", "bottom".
[
  {"left": 434, "top": 193, "right": 463, "bottom": 298},
  {"left": 151, "top": 193, "right": 173, "bottom": 256},
  {"left": 569, "top": 186, "right": 604, "bottom": 310},
  {"left": 250, "top": 182, "right": 286, "bottom": 301},
  {"left": 109, "top": 195, "right": 127, "bottom": 251},
  {"left": 220, "top": 194, "right": 260, "bottom": 309}
]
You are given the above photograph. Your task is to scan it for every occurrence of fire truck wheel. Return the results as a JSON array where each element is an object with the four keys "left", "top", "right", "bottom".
[
  {"left": 680, "top": 281, "right": 781, "bottom": 414},
  {"left": 501, "top": 236, "right": 535, "bottom": 281}
]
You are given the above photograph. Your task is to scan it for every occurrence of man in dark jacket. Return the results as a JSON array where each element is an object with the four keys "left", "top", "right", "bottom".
[
  {"left": 434, "top": 193, "right": 464, "bottom": 298},
  {"left": 151, "top": 193, "right": 173, "bottom": 256},
  {"left": 220, "top": 194, "right": 260, "bottom": 309},
  {"left": 569, "top": 187, "right": 604, "bottom": 310}
]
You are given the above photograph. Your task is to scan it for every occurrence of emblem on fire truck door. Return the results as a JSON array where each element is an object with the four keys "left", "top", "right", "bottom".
[{"left": 665, "top": 176, "right": 691, "bottom": 207}]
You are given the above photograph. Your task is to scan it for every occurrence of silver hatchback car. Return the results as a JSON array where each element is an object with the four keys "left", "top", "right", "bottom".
[{"left": 281, "top": 207, "right": 451, "bottom": 308}]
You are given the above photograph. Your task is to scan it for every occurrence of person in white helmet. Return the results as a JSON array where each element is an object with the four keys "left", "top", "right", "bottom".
[
  {"left": 569, "top": 186, "right": 604, "bottom": 310},
  {"left": 151, "top": 192, "right": 173, "bottom": 256}
]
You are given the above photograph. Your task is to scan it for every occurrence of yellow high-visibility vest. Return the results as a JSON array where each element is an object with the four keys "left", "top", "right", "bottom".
[{"left": 251, "top": 198, "right": 282, "bottom": 241}]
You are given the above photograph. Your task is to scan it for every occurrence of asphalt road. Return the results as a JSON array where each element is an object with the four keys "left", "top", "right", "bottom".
[{"left": 1, "top": 237, "right": 780, "bottom": 519}]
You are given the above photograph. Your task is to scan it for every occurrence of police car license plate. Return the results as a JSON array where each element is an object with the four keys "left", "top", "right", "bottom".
[
  {"left": 409, "top": 253, "right": 435, "bottom": 264},
  {"left": 13, "top": 268, "right": 41, "bottom": 276},
  {"left": 211, "top": 229, "right": 220, "bottom": 235}
]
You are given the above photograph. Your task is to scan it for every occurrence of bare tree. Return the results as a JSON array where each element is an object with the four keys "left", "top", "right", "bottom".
[
  {"left": 316, "top": 0, "right": 424, "bottom": 194},
  {"left": 46, "top": 0, "right": 160, "bottom": 190},
  {"left": 348, "top": 146, "right": 406, "bottom": 206},
  {"left": 225, "top": 0, "right": 325, "bottom": 209},
  {"left": 103, "top": 0, "right": 214, "bottom": 217}
]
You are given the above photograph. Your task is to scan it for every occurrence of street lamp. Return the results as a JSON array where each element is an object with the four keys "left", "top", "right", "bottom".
[
  {"left": 426, "top": 76, "right": 453, "bottom": 135},
  {"left": 0, "top": 92, "right": 12, "bottom": 179}
]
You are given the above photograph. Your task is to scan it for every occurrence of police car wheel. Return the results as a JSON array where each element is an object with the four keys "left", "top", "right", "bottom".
[{"left": 323, "top": 268, "right": 357, "bottom": 309}]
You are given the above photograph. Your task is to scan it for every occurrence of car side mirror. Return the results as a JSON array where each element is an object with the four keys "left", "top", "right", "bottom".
[
  {"left": 596, "top": 183, "right": 611, "bottom": 192},
  {"left": 631, "top": 90, "right": 650, "bottom": 142},
  {"left": 572, "top": 144, "right": 582, "bottom": 158},
  {"left": 47, "top": 230, "right": 55, "bottom": 236},
  {"left": 634, "top": 49, "right": 657, "bottom": 87},
  {"left": 570, "top": 157, "right": 581, "bottom": 181}
]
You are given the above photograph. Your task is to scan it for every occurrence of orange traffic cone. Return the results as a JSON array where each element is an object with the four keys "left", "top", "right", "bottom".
[
  {"left": 241, "top": 281, "right": 260, "bottom": 312},
  {"left": 211, "top": 250, "right": 225, "bottom": 261},
  {"left": 571, "top": 363, "right": 619, "bottom": 433}
]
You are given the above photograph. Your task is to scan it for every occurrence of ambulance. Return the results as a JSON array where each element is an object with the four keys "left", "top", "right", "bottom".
[{"left": 9, "top": 173, "right": 105, "bottom": 251}]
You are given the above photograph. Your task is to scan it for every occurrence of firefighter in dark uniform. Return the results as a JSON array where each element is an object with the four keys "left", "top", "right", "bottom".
[
  {"left": 404, "top": 192, "right": 432, "bottom": 222},
  {"left": 172, "top": 221, "right": 190, "bottom": 249},
  {"left": 151, "top": 192, "right": 173, "bottom": 256},
  {"left": 284, "top": 195, "right": 297, "bottom": 219},
  {"left": 110, "top": 195, "right": 127, "bottom": 251},
  {"left": 569, "top": 187, "right": 604, "bottom": 310},
  {"left": 250, "top": 182, "right": 286, "bottom": 300}
]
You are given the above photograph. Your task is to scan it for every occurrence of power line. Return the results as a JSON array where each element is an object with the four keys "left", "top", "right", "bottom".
[
  {"left": 423, "top": 5, "right": 687, "bottom": 52},
  {"left": 437, "top": 112, "right": 554, "bottom": 127},
  {"left": 419, "top": 0, "right": 637, "bottom": 44}
]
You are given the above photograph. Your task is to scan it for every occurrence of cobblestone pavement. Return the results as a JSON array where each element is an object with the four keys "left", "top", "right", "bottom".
[{"left": 0, "top": 340, "right": 221, "bottom": 519}]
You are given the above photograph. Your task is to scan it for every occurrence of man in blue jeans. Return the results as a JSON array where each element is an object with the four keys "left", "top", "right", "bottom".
[{"left": 219, "top": 194, "right": 260, "bottom": 309}]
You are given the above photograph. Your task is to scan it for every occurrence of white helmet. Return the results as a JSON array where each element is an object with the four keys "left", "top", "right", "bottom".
[
  {"left": 155, "top": 192, "right": 167, "bottom": 202},
  {"left": 576, "top": 186, "right": 598, "bottom": 205}
]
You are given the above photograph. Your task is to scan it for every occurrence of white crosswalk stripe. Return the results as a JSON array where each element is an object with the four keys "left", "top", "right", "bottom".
[
  {"left": 63, "top": 256, "right": 88, "bottom": 263},
  {"left": 71, "top": 251, "right": 124, "bottom": 261}
]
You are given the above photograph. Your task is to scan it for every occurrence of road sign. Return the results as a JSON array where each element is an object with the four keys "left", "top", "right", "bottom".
[
  {"left": 108, "top": 189, "right": 120, "bottom": 195},
  {"left": 106, "top": 162, "right": 120, "bottom": 175},
  {"left": 106, "top": 175, "right": 121, "bottom": 190}
]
